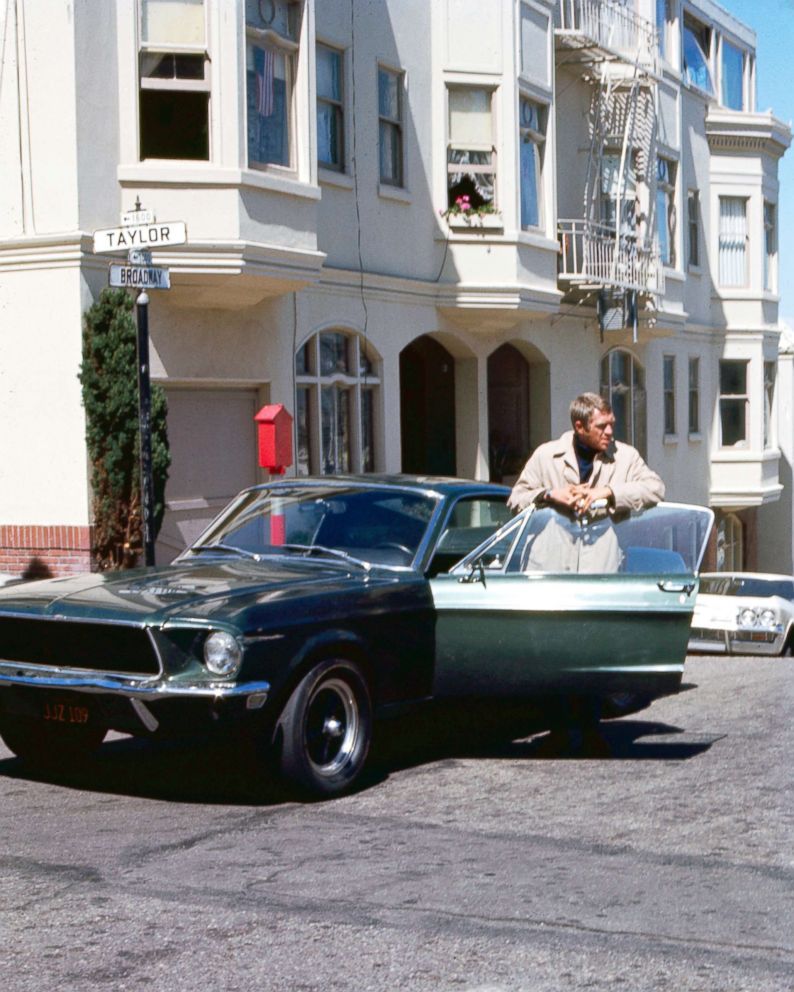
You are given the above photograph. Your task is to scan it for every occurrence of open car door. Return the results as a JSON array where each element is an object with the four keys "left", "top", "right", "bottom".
[{"left": 429, "top": 503, "right": 714, "bottom": 705}]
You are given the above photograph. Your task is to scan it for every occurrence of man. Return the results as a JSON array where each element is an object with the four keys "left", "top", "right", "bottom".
[{"left": 508, "top": 392, "right": 664, "bottom": 515}]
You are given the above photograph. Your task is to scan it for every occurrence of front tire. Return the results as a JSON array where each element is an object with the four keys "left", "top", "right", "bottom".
[{"left": 276, "top": 659, "right": 372, "bottom": 798}]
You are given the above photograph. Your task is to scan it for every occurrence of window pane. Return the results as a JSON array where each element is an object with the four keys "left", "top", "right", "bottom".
[
  {"left": 688, "top": 357, "right": 700, "bottom": 434},
  {"left": 296, "top": 387, "right": 311, "bottom": 476},
  {"left": 320, "top": 332, "right": 349, "bottom": 375},
  {"left": 379, "top": 121, "right": 402, "bottom": 184},
  {"left": 140, "top": 90, "right": 209, "bottom": 159},
  {"left": 683, "top": 20, "right": 713, "bottom": 94},
  {"left": 378, "top": 69, "right": 400, "bottom": 120},
  {"left": 722, "top": 40, "right": 744, "bottom": 110},
  {"left": 247, "top": 46, "right": 290, "bottom": 167},
  {"left": 296, "top": 342, "right": 311, "bottom": 375},
  {"left": 720, "top": 399, "right": 746, "bottom": 446},
  {"left": 520, "top": 140, "right": 540, "bottom": 228},
  {"left": 449, "top": 88, "right": 492, "bottom": 145},
  {"left": 720, "top": 360, "right": 746, "bottom": 395},
  {"left": 317, "top": 45, "right": 341, "bottom": 100},
  {"left": 718, "top": 197, "right": 747, "bottom": 286},
  {"left": 141, "top": 0, "right": 205, "bottom": 45},
  {"left": 318, "top": 103, "right": 342, "bottom": 168},
  {"left": 361, "top": 389, "right": 375, "bottom": 472},
  {"left": 321, "top": 386, "right": 351, "bottom": 473}
]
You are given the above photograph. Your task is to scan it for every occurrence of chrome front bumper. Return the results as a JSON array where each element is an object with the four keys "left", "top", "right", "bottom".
[{"left": 0, "top": 661, "right": 270, "bottom": 703}]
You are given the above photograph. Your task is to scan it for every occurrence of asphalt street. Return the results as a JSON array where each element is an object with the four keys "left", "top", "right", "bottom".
[{"left": 0, "top": 654, "right": 791, "bottom": 992}]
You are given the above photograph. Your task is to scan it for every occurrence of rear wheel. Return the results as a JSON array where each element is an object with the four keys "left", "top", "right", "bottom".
[
  {"left": 0, "top": 715, "right": 107, "bottom": 767},
  {"left": 276, "top": 659, "right": 372, "bottom": 798}
]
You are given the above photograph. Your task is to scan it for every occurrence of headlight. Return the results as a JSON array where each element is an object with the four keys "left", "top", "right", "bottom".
[
  {"left": 738, "top": 607, "right": 757, "bottom": 627},
  {"left": 759, "top": 608, "right": 777, "bottom": 627},
  {"left": 203, "top": 630, "right": 243, "bottom": 676}
]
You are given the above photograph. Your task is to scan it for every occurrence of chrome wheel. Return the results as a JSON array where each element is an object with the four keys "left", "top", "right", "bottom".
[{"left": 304, "top": 677, "right": 361, "bottom": 777}]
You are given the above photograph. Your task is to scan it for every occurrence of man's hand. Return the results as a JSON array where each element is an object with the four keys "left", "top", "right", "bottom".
[{"left": 547, "top": 484, "right": 613, "bottom": 515}]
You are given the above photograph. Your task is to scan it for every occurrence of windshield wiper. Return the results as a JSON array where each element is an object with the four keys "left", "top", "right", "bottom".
[
  {"left": 277, "top": 543, "right": 371, "bottom": 571},
  {"left": 191, "top": 542, "right": 263, "bottom": 561}
]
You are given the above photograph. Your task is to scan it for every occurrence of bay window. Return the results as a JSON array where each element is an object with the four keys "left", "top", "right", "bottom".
[
  {"left": 447, "top": 87, "right": 496, "bottom": 212},
  {"left": 246, "top": 0, "right": 302, "bottom": 171},
  {"left": 296, "top": 331, "right": 380, "bottom": 476},
  {"left": 718, "top": 197, "right": 748, "bottom": 287},
  {"left": 139, "top": 0, "right": 209, "bottom": 160}
]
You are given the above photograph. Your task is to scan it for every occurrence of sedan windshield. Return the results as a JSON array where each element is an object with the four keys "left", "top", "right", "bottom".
[
  {"left": 187, "top": 485, "right": 439, "bottom": 567},
  {"left": 700, "top": 577, "right": 794, "bottom": 600}
]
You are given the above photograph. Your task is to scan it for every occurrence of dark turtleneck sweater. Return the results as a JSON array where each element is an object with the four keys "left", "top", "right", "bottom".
[{"left": 573, "top": 436, "right": 597, "bottom": 484}]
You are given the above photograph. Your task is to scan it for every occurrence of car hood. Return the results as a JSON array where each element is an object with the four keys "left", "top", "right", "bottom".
[{"left": 0, "top": 556, "right": 379, "bottom": 625}]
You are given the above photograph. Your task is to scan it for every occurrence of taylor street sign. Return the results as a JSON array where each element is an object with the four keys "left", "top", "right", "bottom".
[
  {"left": 93, "top": 221, "right": 187, "bottom": 254},
  {"left": 109, "top": 264, "right": 171, "bottom": 289}
]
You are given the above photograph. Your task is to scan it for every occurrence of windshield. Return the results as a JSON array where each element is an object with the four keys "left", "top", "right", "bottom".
[
  {"left": 185, "top": 484, "right": 439, "bottom": 568},
  {"left": 453, "top": 502, "right": 714, "bottom": 576},
  {"left": 699, "top": 577, "right": 794, "bottom": 600}
]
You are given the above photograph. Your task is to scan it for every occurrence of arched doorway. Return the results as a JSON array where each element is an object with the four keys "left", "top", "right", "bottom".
[
  {"left": 400, "top": 336, "right": 456, "bottom": 475},
  {"left": 487, "top": 344, "right": 530, "bottom": 483}
]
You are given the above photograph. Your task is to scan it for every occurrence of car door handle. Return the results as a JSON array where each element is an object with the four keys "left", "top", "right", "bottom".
[{"left": 657, "top": 580, "right": 696, "bottom": 595}]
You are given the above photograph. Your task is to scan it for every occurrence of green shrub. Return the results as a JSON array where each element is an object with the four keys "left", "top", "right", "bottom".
[{"left": 79, "top": 289, "right": 170, "bottom": 570}]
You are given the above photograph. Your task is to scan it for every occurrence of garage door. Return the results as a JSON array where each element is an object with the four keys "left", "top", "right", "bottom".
[{"left": 156, "top": 388, "right": 261, "bottom": 562}]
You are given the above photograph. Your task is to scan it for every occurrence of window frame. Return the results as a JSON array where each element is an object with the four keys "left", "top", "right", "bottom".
[
  {"left": 682, "top": 13, "right": 714, "bottom": 96},
  {"left": 764, "top": 201, "right": 777, "bottom": 293},
  {"left": 688, "top": 356, "right": 700, "bottom": 436},
  {"left": 519, "top": 94, "right": 546, "bottom": 230},
  {"left": 295, "top": 330, "right": 381, "bottom": 476},
  {"left": 716, "top": 514, "right": 743, "bottom": 572},
  {"left": 138, "top": 0, "right": 211, "bottom": 162},
  {"left": 718, "top": 196, "right": 749, "bottom": 288},
  {"left": 687, "top": 189, "right": 700, "bottom": 268},
  {"left": 245, "top": 1, "right": 303, "bottom": 174},
  {"left": 720, "top": 37, "right": 745, "bottom": 111},
  {"left": 600, "top": 349, "right": 648, "bottom": 457},
  {"left": 316, "top": 42, "right": 345, "bottom": 172},
  {"left": 764, "top": 360, "right": 776, "bottom": 449},
  {"left": 718, "top": 359, "right": 749, "bottom": 449},
  {"left": 663, "top": 355, "right": 676, "bottom": 437},
  {"left": 378, "top": 65, "right": 405, "bottom": 188},
  {"left": 656, "top": 157, "right": 677, "bottom": 268},
  {"left": 447, "top": 85, "right": 497, "bottom": 212}
]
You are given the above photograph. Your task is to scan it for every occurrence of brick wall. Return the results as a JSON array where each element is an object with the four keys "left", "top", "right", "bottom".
[{"left": 0, "top": 525, "right": 93, "bottom": 579}]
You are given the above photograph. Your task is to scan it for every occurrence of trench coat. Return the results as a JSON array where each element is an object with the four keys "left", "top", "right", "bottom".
[{"left": 507, "top": 431, "right": 665, "bottom": 513}]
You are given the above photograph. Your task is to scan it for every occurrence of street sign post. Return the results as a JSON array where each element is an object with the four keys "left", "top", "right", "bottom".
[{"left": 92, "top": 203, "right": 184, "bottom": 567}]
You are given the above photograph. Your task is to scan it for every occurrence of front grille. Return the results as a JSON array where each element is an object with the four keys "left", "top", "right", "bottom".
[
  {"left": 0, "top": 617, "right": 160, "bottom": 677},
  {"left": 690, "top": 628, "right": 724, "bottom": 642}
]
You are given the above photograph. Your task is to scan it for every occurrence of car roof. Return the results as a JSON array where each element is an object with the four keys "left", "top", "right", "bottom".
[{"left": 248, "top": 474, "right": 511, "bottom": 498}]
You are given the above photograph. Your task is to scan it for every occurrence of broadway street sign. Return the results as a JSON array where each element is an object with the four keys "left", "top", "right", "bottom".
[{"left": 108, "top": 264, "right": 172, "bottom": 289}]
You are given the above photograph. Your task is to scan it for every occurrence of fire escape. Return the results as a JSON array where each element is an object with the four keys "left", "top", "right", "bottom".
[{"left": 555, "top": 0, "right": 663, "bottom": 337}]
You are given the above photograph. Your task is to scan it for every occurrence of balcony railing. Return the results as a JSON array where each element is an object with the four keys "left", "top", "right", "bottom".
[
  {"left": 556, "top": 0, "right": 657, "bottom": 68},
  {"left": 558, "top": 219, "right": 664, "bottom": 296}
]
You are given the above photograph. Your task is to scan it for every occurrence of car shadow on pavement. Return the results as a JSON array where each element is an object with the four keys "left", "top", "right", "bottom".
[{"left": 0, "top": 708, "right": 719, "bottom": 805}]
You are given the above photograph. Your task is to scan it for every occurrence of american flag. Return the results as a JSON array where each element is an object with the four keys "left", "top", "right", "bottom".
[{"left": 255, "top": 46, "right": 274, "bottom": 117}]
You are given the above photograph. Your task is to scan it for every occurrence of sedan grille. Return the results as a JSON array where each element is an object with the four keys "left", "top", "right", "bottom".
[{"left": 0, "top": 617, "right": 160, "bottom": 677}]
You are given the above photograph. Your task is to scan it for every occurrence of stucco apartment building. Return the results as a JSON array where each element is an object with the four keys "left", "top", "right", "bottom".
[{"left": 0, "top": 0, "right": 790, "bottom": 575}]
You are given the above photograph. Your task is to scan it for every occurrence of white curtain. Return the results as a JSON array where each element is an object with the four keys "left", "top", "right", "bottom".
[{"left": 719, "top": 197, "right": 747, "bottom": 286}]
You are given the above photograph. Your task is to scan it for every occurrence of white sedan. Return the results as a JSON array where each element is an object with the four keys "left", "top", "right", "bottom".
[{"left": 690, "top": 572, "right": 794, "bottom": 656}]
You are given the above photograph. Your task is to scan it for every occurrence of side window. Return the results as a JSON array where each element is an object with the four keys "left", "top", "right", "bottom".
[
  {"left": 429, "top": 497, "right": 513, "bottom": 575},
  {"left": 317, "top": 43, "right": 344, "bottom": 171},
  {"left": 378, "top": 66, "right": 404, "bottom": 187}
]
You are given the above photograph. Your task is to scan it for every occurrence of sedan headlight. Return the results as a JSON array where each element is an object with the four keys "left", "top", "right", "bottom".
[
  {"left": 759, "top": 608, "right": 777, "bottom": 628},
  {"left": 203, "top": 630, "right": 243, "bottom": 677},
  {"left": 738, "top": 607, "right": 758, "bottom": 627}
]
